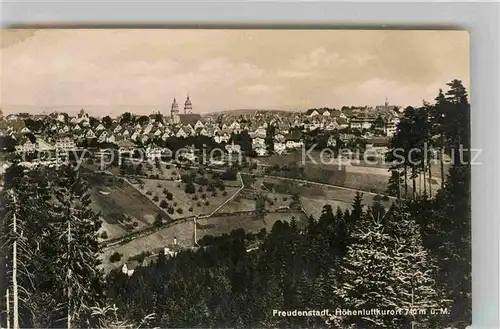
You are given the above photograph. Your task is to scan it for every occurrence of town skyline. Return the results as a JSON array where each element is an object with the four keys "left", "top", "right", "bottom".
[{"left": 1, "top": 29, "right": 469, "bottom": 116}]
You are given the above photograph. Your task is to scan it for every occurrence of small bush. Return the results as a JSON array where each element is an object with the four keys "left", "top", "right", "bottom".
[
  {"left": 173, "top": 202, "right": 178, "bottom": 207},
  {"left": 100, "top": 231, "right": 108, "bottom": 239},
  {"left": 146, "top": 191, "right": 152, "bottom": 195},
  {"left": 176, "top": 208, "right": 183, "bottom": 214},
  {"left": 204, "top": 200, "right": 210, "bottom": 206},
  {"left": 167, "top": 207, "right": 175, "bottom": 214},
  {"left": 152, "top": 195, "right": 159, "bottom": 202},
  {"left": 160, "top": 200, "right": 168, "bottom": 208},
  {"left": 201, "top": 193, "right": 207, "bottom": 199},
  {"left": 196, "top": 201, "right": 202, "bottom": 207},
  {"left": 166, "top": 192, "right": 173, "bottom": 200},
  {"left": 222, "top": 191, "right": 228, "bottom": 196},
  {"left": 157, "top": 183, "right": 162, "bottom": 188},
  {"left": 132, "top": 221, "right": 139, "bottom": 227},
  {"left": 109, "top": 252, "right": 121, "bottom": 263},
  {"left": 188, "top": 207, "right": 193, "bottom": 212}
]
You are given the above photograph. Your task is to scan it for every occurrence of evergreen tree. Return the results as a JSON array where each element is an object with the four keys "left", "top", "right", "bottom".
[{"left": 331, "top": 203, "right": 443, "bottom": 329}]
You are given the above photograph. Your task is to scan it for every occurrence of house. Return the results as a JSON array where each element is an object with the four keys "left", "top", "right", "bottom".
[
  {"left": 225, "top": 143, "right": 242, "bottom": 154},
  {"left": 255, "top": 147, "right": 268, "bottom": 157},
  {"left": 285, "top": 131, "right": 303, "bottom": 149},
  {"left": 146, "top": 147, "right": 163, "bottom": 160},
  {"left": 55, "top": 137, "right": 76, "bottom": 151},
  {"left": 117, "top": 139, "right": 136, "bottom": 155},
  {"left": 252, "top": 137, "right": 266, "bottom": 149},
  {"left": 121, "top": 260, "right": 140, "bottom": 277},
  {"left": 365, "top": 136, "right": 391, "bottom": 155},
  {"left": 15, "top": 137, "right": 37, "bottom": 153},
  {"left": 274, "top": 142, "right": 286, "bottom": 154},
  {"left": 194, "top": 120, "right": 205, "bottom": 130}
]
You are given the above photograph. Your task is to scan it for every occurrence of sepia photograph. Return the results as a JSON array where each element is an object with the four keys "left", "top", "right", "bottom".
[{"left": 0, "top": 29, "right": 470, "bottom": 329}]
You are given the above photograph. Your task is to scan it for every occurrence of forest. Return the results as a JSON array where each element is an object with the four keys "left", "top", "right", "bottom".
[{"left": 0, "top": 80, "right": 470, "bottom": 329}]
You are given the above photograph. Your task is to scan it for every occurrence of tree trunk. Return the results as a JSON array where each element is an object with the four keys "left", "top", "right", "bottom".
[
  {"left": 440, "top": 146, "right": 445, "bottom": 187},
  {"left": 428, "top": 160, "right": 432, "bottom": 198},
  {"left": 404, "top": 164, "right": 408, "bottom": 198},
  {"left": 67, "top": 221, "right": 72, "bottom": 329},
  {"left": 6, "top": 288, "right": 10, "bottom": 329},
  {"left": 422, "top": 163, "right": 427, "bottom": 195},
  {"left": 11, "top": 191, "right": 19, "bottom": 329},
  {"left": 412, "top": 177, "right": 416, "bottom": 199}
]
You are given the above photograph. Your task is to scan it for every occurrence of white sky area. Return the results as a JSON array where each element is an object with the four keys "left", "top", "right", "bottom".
[{"left": 1, "top": 29, "right": 470, "bottom": 116}]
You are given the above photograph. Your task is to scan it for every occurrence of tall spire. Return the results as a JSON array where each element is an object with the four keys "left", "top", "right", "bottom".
[{"left": 184, "top": 94, "right": 193, "bottom": 114}]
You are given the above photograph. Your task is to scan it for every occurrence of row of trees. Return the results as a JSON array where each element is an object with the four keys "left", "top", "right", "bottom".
[
  {"left": 0, "top": 166, "right": 104, "bottom": 328},
  {"left": 387, "top": 79, "right": 470, "bottom": 199}
]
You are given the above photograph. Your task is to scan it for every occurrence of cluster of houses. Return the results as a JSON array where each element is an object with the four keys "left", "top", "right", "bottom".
[{"left": 0, "top": 98, "right": 400, "bottom": 158}]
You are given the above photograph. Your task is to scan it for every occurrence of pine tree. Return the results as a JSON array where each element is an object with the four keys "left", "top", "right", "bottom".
[
  {"left": 50, "top": 166, "right": 104, "bottom": 327},
  {"left": 331, "top": 203, "right": 443, "bottom": 329}
]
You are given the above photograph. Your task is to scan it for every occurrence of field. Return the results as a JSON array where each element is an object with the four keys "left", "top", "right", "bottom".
[
  {"left": 84, "top": 172, "right": 165, "bottom": 241},
  {"left": 133, "top": 178, "right": 241, "bottom": 220}
]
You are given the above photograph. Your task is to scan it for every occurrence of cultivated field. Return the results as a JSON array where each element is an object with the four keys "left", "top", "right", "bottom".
[
  {"left": 84, "top": 173, "right": 164, "bottom": 241},
  {"left": 100, "top": 210, "right": 306, "bottom": 272},
  {"left": 133, "top": 178, "right": 240, "bottom": 220}
]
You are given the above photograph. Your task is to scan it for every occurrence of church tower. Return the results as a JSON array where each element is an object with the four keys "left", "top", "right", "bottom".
[
  {"left": 184, "top": 94, "right": 192, "bottom": 114},
  {"left": 171, "top": 97, "right": 180, "bottom": 124}
]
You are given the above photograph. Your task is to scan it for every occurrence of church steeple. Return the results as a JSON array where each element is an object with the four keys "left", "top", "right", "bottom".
[
  {"left": 171, "top": 97, "right": 180, "bottom": 124},
  {"left": 184, "top": 94, "right": 192, "bottom": 114}
]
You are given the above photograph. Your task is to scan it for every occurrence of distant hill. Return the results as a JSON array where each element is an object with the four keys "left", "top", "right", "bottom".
[{"left": 204, "top": 108, "right": 297, "bottom": 117}]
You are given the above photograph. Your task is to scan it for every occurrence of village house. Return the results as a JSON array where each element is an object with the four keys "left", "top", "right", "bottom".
[{"left": 55, "top": 137, "right": 77, "bottom": 151}]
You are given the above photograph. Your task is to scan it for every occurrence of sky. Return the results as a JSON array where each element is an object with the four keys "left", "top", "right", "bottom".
[{"left": 1, "top": 29, "right": 469, "bottom": 116}]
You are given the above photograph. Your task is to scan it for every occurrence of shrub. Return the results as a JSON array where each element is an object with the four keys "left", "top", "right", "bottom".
[
  {"left": 160, "top": 200, "right": 168, "bottom": 208},
  {"left": 132, "top": 221, "right": 139, "bottom": 227},
  {"left": 185, "top": 183, "right": 196, "bottom": 194},
  {"left": 100, "top": 231, "right": 108, "bottom": 239},
  {"left": 201, "top": 193, "right": 207, "bottom": 199},
  {"left": 166, "top": 192, "right": 174, "bottom": 200},
  {"left": 222, "top": 191, "right": 228, "bottom": 196},
  {"left": 167, "top": 207, "right": 175, "bottom": 214},
  {"left": 204, "top": 200, "right": 210, "bottom": 206},
  {"left": 188, "top": 207, "right": 193, "bottom": 212},
  {"left": 109, "top": 252, "right": 121, "bottom": 263},
  {"left": 211, "top": 192, "right": 217, "bottom": 197},
  {"left": 173, "top": 202, "right": 178, "bottom": 207},
  {"left": 152, "top": 195, "right": 159, "bottom": 202},
  {"left": 139, "top": 184, "right": 145, "bottom": 190},
  {"left": 163, "top": 188, "right": 168, "bottom": 194},
  {"left": 176, "top": 208, "right": 183, "bottom": 214},
  {"left": 146, "top": 191, "right": 152, "bottom": 195},
  {"left": 157, "top": 183, "right": 162, "bottom": 188},
  {"left": 154, "top": 214, "right": 163, "bottom": 226},
  {"left": 197, "top": 201, "right": 202, "bottom": 207},
  {"left": 192, "top": 195, "right": 198, "bottom": 201},
  {"left": 198, "top": 186, "right": 204, "bottom": 193},
  {"left": 283, "top": 197, "right": 288, "bottom": 201}
]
